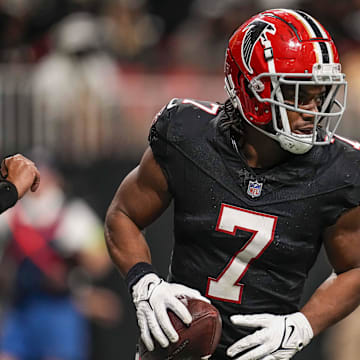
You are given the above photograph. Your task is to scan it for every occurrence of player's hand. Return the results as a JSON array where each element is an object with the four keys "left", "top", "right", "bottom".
[
  {"left": 227, "top": 312, "right": 313, "bottom": 360},
  {"left": 1, "top": 154, "right": 40, "bottom": 199},
  {"left": 132, "top": 273, "right": 210, "bottom": 351}
]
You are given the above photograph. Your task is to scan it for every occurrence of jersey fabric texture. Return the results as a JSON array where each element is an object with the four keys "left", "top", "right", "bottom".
[{"left": 148, "top": 98, "right": 360, "bottom": 358}]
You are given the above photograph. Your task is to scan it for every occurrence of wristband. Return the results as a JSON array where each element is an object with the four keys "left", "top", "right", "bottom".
[
  {"left": 0, "top": 180, "right": 18, "bottom": 213},
  {"left": 125, "top": 262, "right": 157, "bottom": 292}
]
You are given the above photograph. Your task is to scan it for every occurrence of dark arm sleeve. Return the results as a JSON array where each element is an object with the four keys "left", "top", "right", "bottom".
[{"left": 0, "top": 180, "right": 18, "bottom": 213}]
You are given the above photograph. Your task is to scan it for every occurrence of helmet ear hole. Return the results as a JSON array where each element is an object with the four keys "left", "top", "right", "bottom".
[{"left": 235, "top": 72, "right": 272, "bottom": 125}]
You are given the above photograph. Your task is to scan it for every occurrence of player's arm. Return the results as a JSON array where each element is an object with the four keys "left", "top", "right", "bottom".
[
  {"left": 105, "top": 146, "right": 172, "bottom": 276},
  {"left": 105, "top": 146, "right": 209, "bottom": 351},
  {"left": 0, "top": 154, "right": 40, "bottom": 214},
  {"left": 300, "top": 205, "right": 360, "bottom": 335}
]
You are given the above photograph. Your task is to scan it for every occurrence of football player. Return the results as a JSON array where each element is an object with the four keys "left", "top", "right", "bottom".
[{"left": 105, "top": 9, "right": 360, "bottom": 360}]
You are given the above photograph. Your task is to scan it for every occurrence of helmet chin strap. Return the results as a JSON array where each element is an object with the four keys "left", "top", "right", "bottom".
[
  {"left": 239, "top": 112, "right": 314, "bottom": 154},
  {"left": 277, "top": 133, "right": 314, "bottom": 154},
  {"left": 271, "top": 92, "right": 314, "bottom": 154}
]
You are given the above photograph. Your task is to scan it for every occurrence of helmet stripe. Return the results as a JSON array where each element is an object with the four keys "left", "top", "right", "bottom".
[
  {"left": 294, "top": 10, "right": 332, "bottom": 64},
  {"left": 279, "top": 9, "right": 317, "bottom": 38},
  {"left": 325, "top": 42, "right": 335, "bottom": 63},
  {"left": 295, "top": 10, "right": 324, "bottom": 38},
  {"left": 314, "top": 42, "right": 322, "bottom": 64},
  {"left": 319, "top": 42, "right": 330, "bottom": 63},
  {"left": 278, "top": 9, "right": 330, "bottom": 64},
  {"left": 296, "top": 10, "right": 329, "bottom": 39}
]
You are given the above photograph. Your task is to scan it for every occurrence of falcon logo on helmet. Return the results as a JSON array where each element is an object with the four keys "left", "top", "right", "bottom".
[{"left": 242, "top": 20, "right": 276, "bottom": 74}]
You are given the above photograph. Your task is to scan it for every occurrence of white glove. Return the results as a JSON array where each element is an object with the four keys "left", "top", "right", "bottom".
[
  {"left": 132, "top": 273, "right": 210, "bottom": 351},
  {"left": 226, "top": 312, "right": 313, "bottom": 360}
]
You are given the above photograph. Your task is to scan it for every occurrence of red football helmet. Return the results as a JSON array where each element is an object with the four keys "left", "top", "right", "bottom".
[{"left": 224, "top": 8, "right": 347, "bottom": 154}]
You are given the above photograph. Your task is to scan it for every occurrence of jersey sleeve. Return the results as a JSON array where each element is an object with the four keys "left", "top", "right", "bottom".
[
  {"left": 322, "top": 184, "right": 360, "bottom": 227},
  {"left": 336, "top": 173, "right": 360, "bottom": 222},
  {"left": 323, "top": 139, "right": 360, "bottom": 226},
  {"left": 148, "top": 98, "right": 221, "bottom": 197},
  {"left": 148, "top": 98, "right": 183, "bottom": 151},
  {"left": 148, "top": 98, "right": 183, "bottom": 194}
]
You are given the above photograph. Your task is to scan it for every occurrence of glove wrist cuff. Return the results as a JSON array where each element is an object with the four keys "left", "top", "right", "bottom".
[
  {"left": 132, "top": 273, "right": 162, "bottom": 304},
  {"left": 125, "top": 262, "right": 158, "bottom": 292},
  {"left": 294, "top": 312, "right": 314, "bottom": 346}
]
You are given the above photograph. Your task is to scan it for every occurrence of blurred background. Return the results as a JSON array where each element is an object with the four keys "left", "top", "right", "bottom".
[{"left": 0, "top": 0, "right": 359, "bottom": 359}]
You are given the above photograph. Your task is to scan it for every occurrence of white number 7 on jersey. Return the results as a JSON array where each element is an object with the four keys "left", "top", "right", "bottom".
[{"left": 206, "top": 204, "right": 277, "bottom": 303}]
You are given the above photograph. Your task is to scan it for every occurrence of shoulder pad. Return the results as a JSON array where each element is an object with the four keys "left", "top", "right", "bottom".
[
  {"left": 329, "top": 134, "right": 360, "bottom": 187},
  {"left": 148, "top": 98, "right": 181, "bottom": 145},
  {"left": 149, "top": 98, "right": 221, "bottom": 145},
  {"left": 332, "top": 134, "right": 360, "bottom": 151}
]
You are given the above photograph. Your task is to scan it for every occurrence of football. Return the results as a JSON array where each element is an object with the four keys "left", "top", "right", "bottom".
[{"left": 139, "top": 297, "right": 222, "bottom": 360}]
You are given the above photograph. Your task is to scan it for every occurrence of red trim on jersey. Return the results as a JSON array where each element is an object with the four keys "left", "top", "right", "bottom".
[{"left": 182, "top": 99, "right": 220, "bottom": 115}]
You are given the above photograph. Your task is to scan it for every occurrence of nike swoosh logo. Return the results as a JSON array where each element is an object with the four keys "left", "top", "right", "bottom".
[
  {"left": 287, "top": 325, "right": 295, "bottom": 343},
  {"left": 279, "top": 319, "right": 297, "bottom": 350}
]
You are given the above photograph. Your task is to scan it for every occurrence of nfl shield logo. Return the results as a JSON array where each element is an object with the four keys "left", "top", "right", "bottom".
[{"left": 247, "top": 180, "right": 263, "bottom": 198}]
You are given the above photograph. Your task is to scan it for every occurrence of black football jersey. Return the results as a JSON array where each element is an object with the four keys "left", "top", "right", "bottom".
[{"left": 148, "top": 98, "right": 360, "bottom": 358}]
